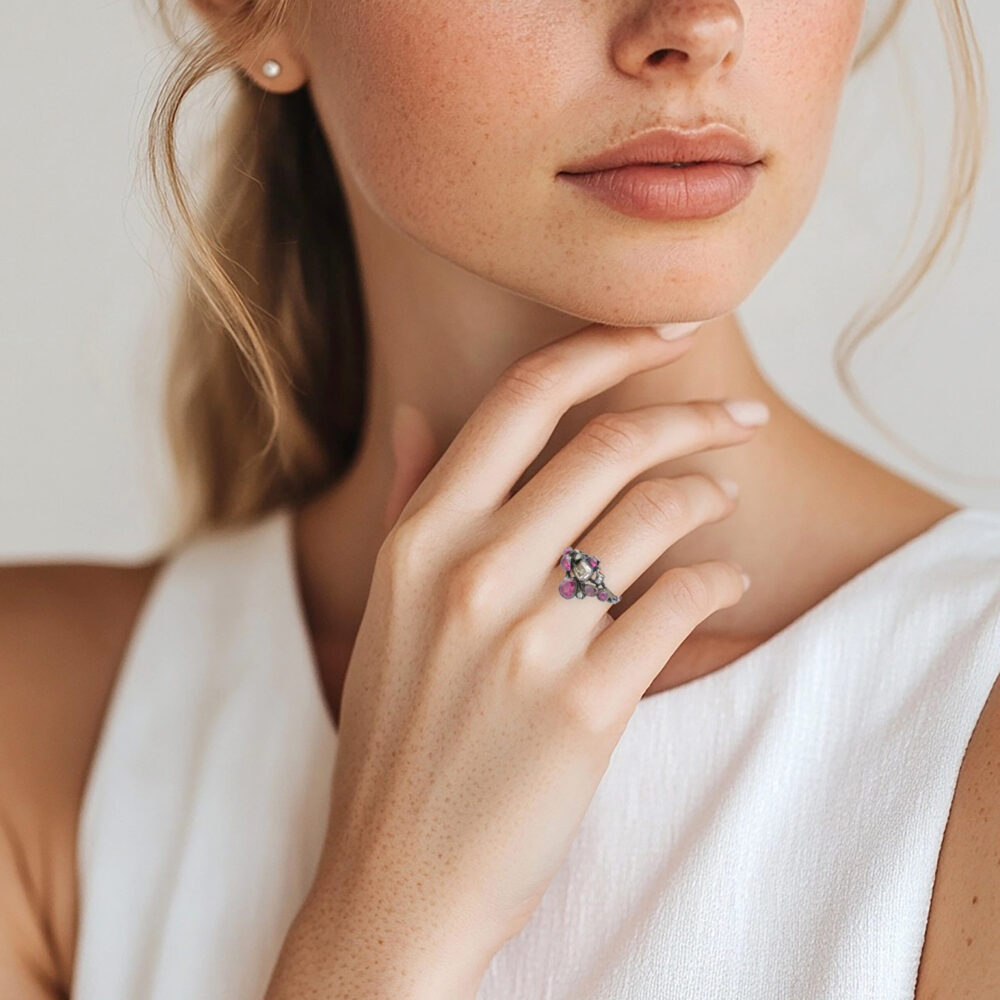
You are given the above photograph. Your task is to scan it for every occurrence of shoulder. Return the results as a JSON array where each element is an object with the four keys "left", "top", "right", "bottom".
[
  {"left": 0, "top": 558, "right": 163, "bottom": 997},
  {"left": 915, "top": 660, "right": 1000, "bottom": 998}
]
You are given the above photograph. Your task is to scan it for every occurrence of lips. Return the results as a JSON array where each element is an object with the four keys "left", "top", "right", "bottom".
[{"left": 559, "top": 125, "right": 764, "bottom": 175}]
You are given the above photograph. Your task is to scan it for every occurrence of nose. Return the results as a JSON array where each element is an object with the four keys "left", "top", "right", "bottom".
[{"left": 611, "top": 0, "right": 744, "bottom": 80}]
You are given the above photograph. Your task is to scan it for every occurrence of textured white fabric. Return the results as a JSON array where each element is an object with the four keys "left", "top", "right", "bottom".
[{"left": 72, "top": 505, "right": 1000, "bottom": 1000}]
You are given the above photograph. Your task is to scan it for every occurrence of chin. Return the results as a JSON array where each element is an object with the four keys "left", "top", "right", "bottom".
[
  {"left": 504, "top": 253, "right": 765, "bottom": 330},
  {"left": 505, "top": 203, "right": 779, "bottom": 320}
]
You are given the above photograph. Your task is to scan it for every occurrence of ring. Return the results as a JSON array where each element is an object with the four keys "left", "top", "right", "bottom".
[{"left": 557, "top": 546, "right": 621, "bottom": 604}]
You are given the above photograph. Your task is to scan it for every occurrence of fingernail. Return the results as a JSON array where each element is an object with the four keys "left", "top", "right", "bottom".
[
  {"left": 714, "top": 476, "right": 740, "bottom": 499},
  {"left": 654, "top": 322, "right": 701, "bottom": 341},
  {"left": 722, "top": 398, "right": 770, "bottom": 427}
]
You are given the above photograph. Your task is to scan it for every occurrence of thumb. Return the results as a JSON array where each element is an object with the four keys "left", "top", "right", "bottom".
[{"left": 383, "top": 402, "right": 439, "bottom": 533}]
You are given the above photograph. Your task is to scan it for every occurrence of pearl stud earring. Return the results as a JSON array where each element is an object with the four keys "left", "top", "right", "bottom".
[{"left": 261, "top": 59, "right": 282, "bottom": 78}]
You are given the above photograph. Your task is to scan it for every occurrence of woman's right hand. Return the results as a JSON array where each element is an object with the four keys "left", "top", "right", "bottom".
[{"left": 272, "top": 322, "right": 767, "bottom": 998}]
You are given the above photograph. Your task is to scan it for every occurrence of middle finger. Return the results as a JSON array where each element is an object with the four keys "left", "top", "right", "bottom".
[{"left": 494, "top": 396, "right": 763, "bottom": 560}]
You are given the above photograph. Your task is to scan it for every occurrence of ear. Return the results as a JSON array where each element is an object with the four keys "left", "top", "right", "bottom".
[{"left": 184, "top": 0, "right": 309, "bottom": 93}]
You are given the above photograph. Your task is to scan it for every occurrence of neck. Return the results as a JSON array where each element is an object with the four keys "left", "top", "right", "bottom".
[{"left": 292, "top": 177, "right": 957, "bottom": 697}]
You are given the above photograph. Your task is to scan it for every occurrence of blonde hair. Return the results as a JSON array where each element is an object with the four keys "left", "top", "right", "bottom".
[{"left": 144, "top": 0, "right": 988, "bottom": 548}]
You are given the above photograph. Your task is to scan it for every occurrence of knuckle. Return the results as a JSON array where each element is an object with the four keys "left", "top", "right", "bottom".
[
  {"left": 578, "top": 411, "right": 647, "bottom": 464},
  {"left": 441, "top": 546, "right": 504, "bottom": 620},
  {"left": 502, "top": 616, "right": 550, "bottom": 676},
  {"left": 497, "top": 352, "right": 562, "bottom": 405},
  {"left": 624, "top": 478, "right": 690, "bottom": 533},
  {"left": 662, "top": 565, "right": 712, "bottom": 618},
  {"left": 379, "top": 514, "right": 433, "bottom": 577},
  {"left": 442, "top": 553, "right": 499, "bottom": 620}
]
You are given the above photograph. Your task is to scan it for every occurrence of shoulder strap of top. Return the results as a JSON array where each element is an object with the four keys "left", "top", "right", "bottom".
[{"left": 73, "top": 506, "right": 337, "bottom": 1000}]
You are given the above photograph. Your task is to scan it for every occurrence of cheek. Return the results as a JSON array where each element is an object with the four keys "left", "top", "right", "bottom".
[
  {"left": 752, "top": 3, "right": 866, "bottom": 204},
  {"left": 306, "top": 0, "right": 556, "bottom": 241}
]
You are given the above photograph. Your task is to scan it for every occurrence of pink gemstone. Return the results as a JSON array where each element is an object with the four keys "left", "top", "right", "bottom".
[
  {"left": 560, "top": 553, "right": 572, "bottom": 571},
  {"left": 597, "top": 589, "right": 608, "bottom": 601},
  {"left": 558, "top": 579, "right": 577, "bottom": 599},
  {"left": 587, "top": 556, "right": 598, "bottom": 567},
  {"left": 583, "top": 583, "right": 596, "bottom": 596}
]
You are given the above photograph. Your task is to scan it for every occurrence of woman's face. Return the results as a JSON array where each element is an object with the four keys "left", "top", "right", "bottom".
[{"left": 297, "top": 0, "right": 866, "bottom": 324}]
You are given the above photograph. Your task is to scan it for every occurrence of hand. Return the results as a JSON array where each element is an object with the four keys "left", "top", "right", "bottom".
[{"left": 305, "top": 322, "right": 763, "bottom": 992}]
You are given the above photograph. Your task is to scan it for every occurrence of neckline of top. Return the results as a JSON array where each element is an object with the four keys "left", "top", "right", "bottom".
[{"left": 277, "top": 505, "right": 984, "bottom": 738}]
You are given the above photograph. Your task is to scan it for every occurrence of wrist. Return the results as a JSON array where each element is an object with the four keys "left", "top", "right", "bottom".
[{"left": 267, "top": 870, "right": 495, "bottom": 1000}]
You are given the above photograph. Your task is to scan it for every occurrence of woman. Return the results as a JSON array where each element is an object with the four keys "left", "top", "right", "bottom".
[{"left": 1, "top": 0, "right": 997, "bottom": 997}]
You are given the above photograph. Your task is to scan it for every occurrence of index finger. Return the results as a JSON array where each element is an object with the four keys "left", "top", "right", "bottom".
[{"left": 404, "top": 322, "right": 701, "bottom": 518}]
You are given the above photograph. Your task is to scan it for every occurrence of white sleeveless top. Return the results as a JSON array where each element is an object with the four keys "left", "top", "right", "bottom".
[{"left": 72, "top": 504, "right": 1000, "bottom": 1000}]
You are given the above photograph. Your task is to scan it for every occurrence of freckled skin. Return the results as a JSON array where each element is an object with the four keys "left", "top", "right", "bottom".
[{"left": 298, "top": 0, "right": 865, "bottom": 323}]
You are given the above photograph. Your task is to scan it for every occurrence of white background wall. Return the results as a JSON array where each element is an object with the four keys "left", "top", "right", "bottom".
[{"left": 1, "top": 0, "right": 997, "bottom": 561}]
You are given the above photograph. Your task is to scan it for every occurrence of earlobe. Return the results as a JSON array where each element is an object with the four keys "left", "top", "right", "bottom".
[
  {"left": 239, "top": 41, "right": 308, "bottom": 93},
  {"left": 183, "top": 0, "right": 309, "bottom": 93}
]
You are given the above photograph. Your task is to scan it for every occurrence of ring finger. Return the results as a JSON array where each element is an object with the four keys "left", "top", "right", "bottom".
[{"left": 542, "top": 469, "right": 738, "bottom": 630}]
